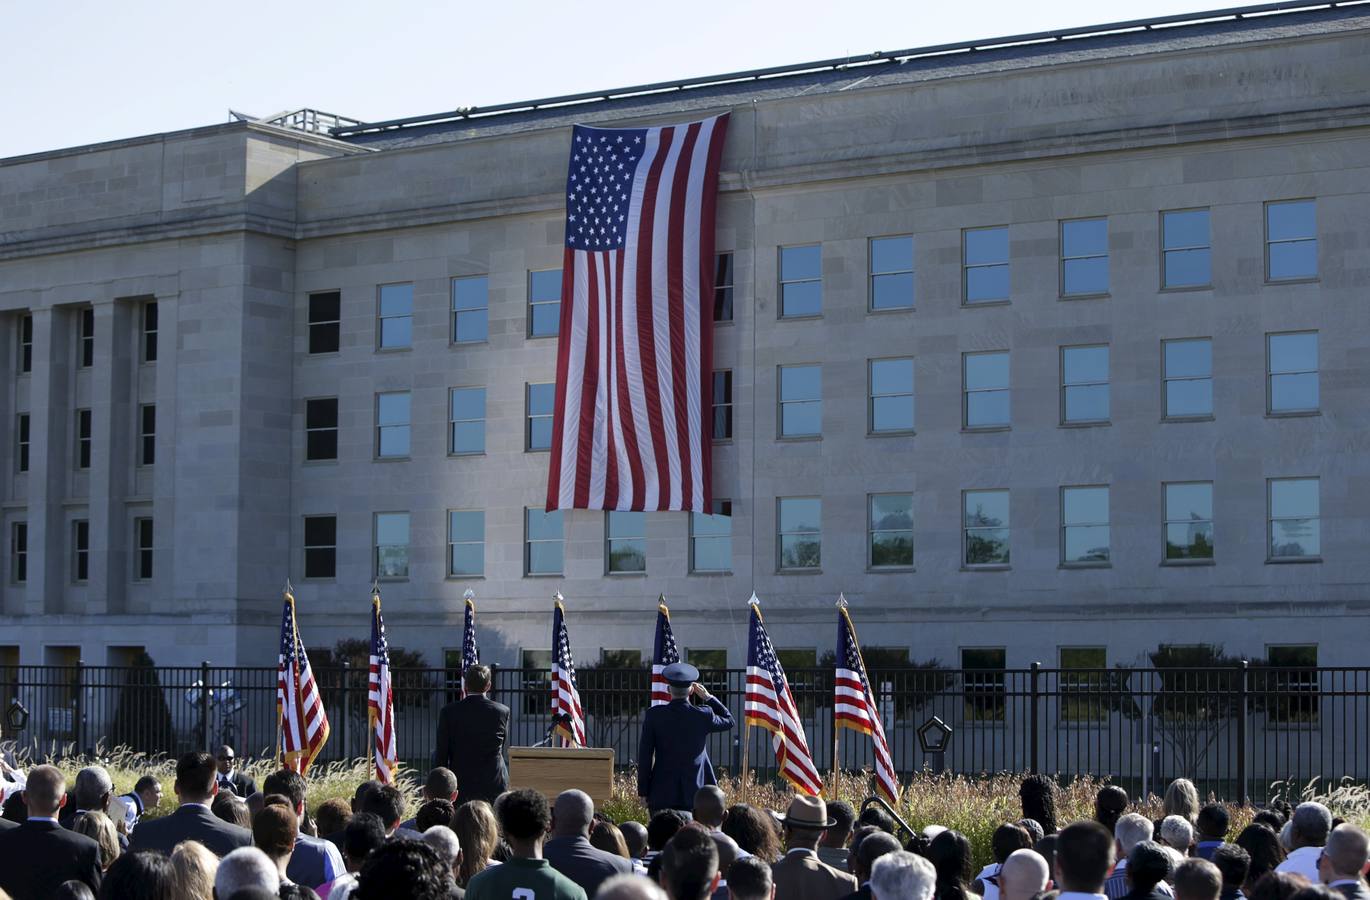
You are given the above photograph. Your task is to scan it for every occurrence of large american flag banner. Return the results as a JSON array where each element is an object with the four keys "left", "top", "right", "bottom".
[
  {"left": 277, "top": 590, "right": 329, "bottom": 775},
  {"left": 460, "top": 593, "right": 479, "bottom": 699},
  {"left": 551, "top": 598, "right": 587, "bottom": 746},
  {"left": 745, "top": 599, "right": 822, "bottom": 796},
  {"left": 651, "top": 598, "right": 680, "bottom": 707},
  {"left": 368, "top": 591, "right": 398, "bottom": 784},
  {"left": 545, "top": 114, "right": 730, "bottom": 513},
  {"left": 835, "top": 603, "right": 899, "bottom": 804}
]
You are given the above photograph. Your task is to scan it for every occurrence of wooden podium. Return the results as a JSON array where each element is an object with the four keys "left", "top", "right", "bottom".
[{"left": 508, "top": 746, "right": 615, "bottom": 806}]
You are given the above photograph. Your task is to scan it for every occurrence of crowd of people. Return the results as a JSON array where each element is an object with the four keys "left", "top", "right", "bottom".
[{"left": 1, "top": 753, "right": 1368, "bottom": 900}]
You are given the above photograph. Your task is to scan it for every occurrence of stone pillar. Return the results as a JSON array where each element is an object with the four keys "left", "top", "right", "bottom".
[
  {"left": 23, "top": 307, "right": 70, "bottom": 616},
  {"left": 87, "top": 300, "right": 131, "bottom": 615}
]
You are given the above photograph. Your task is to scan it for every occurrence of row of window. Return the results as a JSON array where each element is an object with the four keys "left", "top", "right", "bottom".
[
  {"left": 301, "top": 331, "right": 1319, "bottom": 466},
  {"left": 301, "top": 200, "right": 1318, "bottom": 354},
  {"left": 12, "top": 405, "right": 155, "bottom": 473},
  {"left": 293, "top": 476, "right": 1320, "bottom": 584},
  {"left": 7, "top": 518, "right": 153, "bottom": 584},
  {"left": 14, "top": 302, "right": 158, "bottom": 375}
]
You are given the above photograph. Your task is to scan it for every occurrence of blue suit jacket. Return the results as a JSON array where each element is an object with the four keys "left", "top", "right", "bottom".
[{"left": 637, "top": 696, "right": 734, "bottom": 811}]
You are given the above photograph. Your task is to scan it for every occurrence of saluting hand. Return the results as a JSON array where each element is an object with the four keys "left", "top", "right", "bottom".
[{"left": 689, "top": 682, "right": 712, "bottom": 703}]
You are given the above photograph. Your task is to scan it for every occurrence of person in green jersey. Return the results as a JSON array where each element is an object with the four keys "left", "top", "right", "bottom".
[{"left": 465, "top": 788, "right": 588, "bottom": 900}]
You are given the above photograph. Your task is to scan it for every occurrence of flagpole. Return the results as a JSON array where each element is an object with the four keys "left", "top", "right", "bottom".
[
  {"left": 371, "top": 580, "right": 381, "bottom": 783},
  {"left": 275, "top": 579, "right": 290, "bottom": 770},
  {"left": 832, "top": 593, "right": 847, "bottom": 797},
  {"left": 740, "top": 722, "right": 751, "bottom": 806}
]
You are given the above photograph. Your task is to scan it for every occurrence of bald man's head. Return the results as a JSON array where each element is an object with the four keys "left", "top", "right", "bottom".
[
  {"left": 1001, "top": 849, "right": 1051, "bottom": 900},
  {"left": 693, "top": 786, "right": 727, "bottom": 828},
  {"left": 552, "top": 789, "right": 595, "bottom": 838},
  {"left": 1323, "top": 824, "right": 1370, "bottom": 881}
]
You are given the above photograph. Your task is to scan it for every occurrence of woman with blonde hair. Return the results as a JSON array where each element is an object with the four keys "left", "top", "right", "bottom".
[
  {"left": 452, "top": 799, "right": 500, "bottom": 887},
  {"left": 169, "top": 841, "right": 219, "bottom": 900},
  {"left": 590, "top": 820, "right": 631, "bottom": 858},
  {"left": 1164, "top": 778, "right": 1202, "bottom": 824},
  {"left": 72, "top": 810, "right": 120, "bottom": 871}
]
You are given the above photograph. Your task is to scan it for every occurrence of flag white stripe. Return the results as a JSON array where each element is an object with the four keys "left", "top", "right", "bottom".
[
  {"left": 650, "top": 131, "right": 685, "bottom": 510},
  {"left": 588, "top": 252, "right": 610, "bottom": 508},
  {"left": 681, "top": 118, "right": 712, "bottom": 511},
  {"left": 621, "top": 129, "right": 657, "bottom": 509}
]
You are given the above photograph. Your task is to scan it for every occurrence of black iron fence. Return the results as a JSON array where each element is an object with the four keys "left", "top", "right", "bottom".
[{"left": 2, "top": 662, "right": 1365, "bottom": 803}]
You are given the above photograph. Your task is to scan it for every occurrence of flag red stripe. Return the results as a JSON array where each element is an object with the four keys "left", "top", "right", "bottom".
[
  {"left": 666, "top": 122, "right": 700, "bottom": 510},
  {"left": 636, "top": 127, "right": 673, "bottom": 507}
]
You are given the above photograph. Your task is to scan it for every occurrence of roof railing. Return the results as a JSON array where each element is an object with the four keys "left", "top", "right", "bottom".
[{"left": 330, "top": 0, "right": 1367, "bottom": 137}]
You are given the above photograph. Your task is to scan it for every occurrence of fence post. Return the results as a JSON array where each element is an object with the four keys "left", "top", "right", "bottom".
[
  {"left": 340, "top": 659, "right": 351, "bottom": 762},
  {"left": 200, "top": 660, "right": 211, "bottom": 751},
  {"left": 1237, "top": 660, "right": 1249, "bottom": 804},
  {"left": 1029, "top": 661, "right": 1040, "bottom": 775},
  {"left": 73, "top": 658, "right": 85, "bottom": 755}
]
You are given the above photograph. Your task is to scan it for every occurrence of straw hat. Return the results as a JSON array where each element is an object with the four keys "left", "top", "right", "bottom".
[{"left": 776, "top": 795, "right": 836, "bottom": 829}]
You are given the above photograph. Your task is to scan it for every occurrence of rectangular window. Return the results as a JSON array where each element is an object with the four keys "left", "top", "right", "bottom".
[
  {"left": 303, "top": 515, "right": 336, "bottom": 579},
  {"left": 1269, "top": 477, "right": 1319, "bottom": 560},
  {"left": 78, "top": 308, "right": 94, "bottom": 368},
  {"left": 1061, "top": 345, "right": 1109, "bottom": 424},
  {"left": 606, "top": 510, "right": 646, "bottom": 574},
  {"left": 377, "top": 283, "right": 413, "bottom": 350},
  {"left": 72, "top": 519, "right": 89, "bottom": 583},
  {"left": 375, "top": 392, "right": 411, "bottom": 458},
  {"left": 962, "top": 647, "right": 1006, "bottom": 722},
  {"left": 134, "top": 517, "right": 153, "bottom": 580},
  {"left": 448, "top": 510, "right": 484, "bottom": 577},
  {"left": 712, "top": 371, "right": 733, "bottom": 441},
  {"left": 526, "top": 383, "right": 555, "bottom": 451},
  {"left": 1162, "top": 209, "right": 1211, "bottom": 288},
  {"left": 308, "top": 292, "right": 341, "bottom": 355},
  {"left": 528, "top": 269, "right": 562, "bottom": 337},
  {"left": 1061, "top": 218, "right": 1109, "bottom": 296},
  {"left": 1062, "top": 485, "right": 1110, "bottom": 565},
  {"left": 869, "top": 493, "right": 914, "bottom": 569},
  {"left": 525, "top": 508, "right": 564, "bottom": 575},
  {"left": 15, "top": 414, "right": 29, "bottom": 473},
  {"left": 10, "top": 522, "right": 27, "bottom": 583},
  {"left": 305, "top": 398, "right": 339, "bottom": 461},
  {"left": 690, "top": 500, "right": 732, "bottom": 573},
  {"left": 1268, "top": 332, "right": 1318, "bottom": 414},
  {"left": 75, "top": 409, "right": 92, "bottom": 469},
  {"left": 870, "top": 235, "right": 915, "bottom": 311},
  {"left": 963, "top": 226, "right": 1009, "bottom": 304},
  {"left": 777, "top": 497, "right": 821, "bottom": 570},
  {"left": 1267, "top": 199, "right": 1317, "bottom": 281},
  {"left": 375, "top": 512, "right": 410, "bottom": 578},
  {"left": 714, "top": 253, "right": 734, "bottom": 322},
  {"left": 778, "top": 364, "right": 822, "bottom": 438},
  {"left": 451, "top": 276, "right": 489, "bottom": 344},
  {"left": 1164, "top": 482, "right": 1215, "bottom": 562},
  {"left": 1163, "top": 338, "right": 1213, "bottom": 418},
  {"left": 779, "top": 245, "right": 821, "bottom": 318},
  {"left": 964, "top": 351, "right": 1010, "bottom": 429},
  {"left": 138, "top": 404, "right": 156, "bottom": 467},
  {"left": 141, "top": 301, "right": 159, "bottom": 363},
  {"left": 449, "top": 387, "right": 486, "bottom": 455},
  {"left": 1059, "top": 647, "right": 1108, "bottom": 723},
  {"left": 869, "top": 357, "right": 914, "bottom": 434},
  {"left": 1267, "top": 645, "right": 1318, "bottom": 724},
  {"left": 18, "top": 315, "right": 32, "bottom": 374},
  {"left": 964, "top": 490, "right": 1009, "bottom": 566}
]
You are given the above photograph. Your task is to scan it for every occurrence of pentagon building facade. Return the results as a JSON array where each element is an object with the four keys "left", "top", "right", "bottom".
[{"left": 2, "top": 4, "right": 1368, "bottom": 674}]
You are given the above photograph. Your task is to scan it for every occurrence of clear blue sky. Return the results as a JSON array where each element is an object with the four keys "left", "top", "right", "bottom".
[{"left": 4, "top": 0, "right": 1217, "bottom": 159}]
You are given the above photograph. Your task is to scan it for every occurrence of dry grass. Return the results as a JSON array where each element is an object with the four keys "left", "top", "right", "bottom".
[{"left": 28, "top": 745, "right": 1370, "bottom": 868}]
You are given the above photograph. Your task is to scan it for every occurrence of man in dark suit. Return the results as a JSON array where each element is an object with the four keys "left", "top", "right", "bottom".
[
  {"left": 129, "top": 750, "right": 252, "bottom": 857},
  {"left": 544, "top": 789, "right": 633, "bottom": 895},
  {"left": 1319, "top": 824, "right": 1370, "bottom": 900},
  {"left": 216, "top": 744, "right": 257, "bottom": 797},
  {"left": 0, "top": 764, "right": 103, "bottom": 899},
  {"left": 434, "top": 664, "right": 509, "bottom": 805},
  {"left": 637, "top": 662, "right": 734, "bottom": 814}
]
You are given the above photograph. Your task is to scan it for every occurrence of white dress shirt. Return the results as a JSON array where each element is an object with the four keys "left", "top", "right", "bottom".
[{"left": 1277, "top": 846, "right": 1323, "bottom": 883}]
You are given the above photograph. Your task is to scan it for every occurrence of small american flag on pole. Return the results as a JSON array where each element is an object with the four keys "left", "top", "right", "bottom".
[
  {"left": 277, "top": 586, "right": 329, "bottom": 775},
  {"left": 745, "top": 597, "right": 822, "bottom": 796},
  {"left": 545, "top": 114, "right": 730, "bottom": 513},
  {"left": 651, "top": 597, "right": 680, "bottom": 707},
  {"left": 835, "top": 598, "right": 899, "bottom": 804},
  {"left": 368, "top": 587, "right": 398, "bottom": 784},
  {"left": 460, "top": 591, "right": 479, "bottom": 699},
  {"left": 551, "top": 596, "right": 586, "bottom": 746}
]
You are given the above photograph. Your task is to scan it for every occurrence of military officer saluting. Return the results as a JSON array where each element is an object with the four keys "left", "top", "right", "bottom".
[{"left": 637, "top": 662, "right": 735, "bottom": 815}]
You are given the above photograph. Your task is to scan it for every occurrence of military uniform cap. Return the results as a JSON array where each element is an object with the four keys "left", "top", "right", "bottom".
[{"left": 662, "top": 662, "right": 699, "bottom": 686}]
